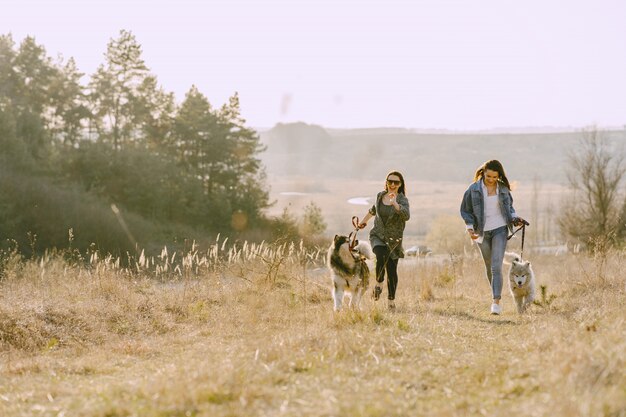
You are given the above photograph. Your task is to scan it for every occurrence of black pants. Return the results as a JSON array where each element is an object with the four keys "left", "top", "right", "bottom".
[{"left": 373, "top": 245, "right": 399, "bottom": 300}]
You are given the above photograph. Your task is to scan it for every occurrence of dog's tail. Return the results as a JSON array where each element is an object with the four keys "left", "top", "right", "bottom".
[
  {"left": 354, "top": 240, "right": 373, "bottom": 260},
  {"left": 505, "top": 251, "right": 521, "bottom": 262}
]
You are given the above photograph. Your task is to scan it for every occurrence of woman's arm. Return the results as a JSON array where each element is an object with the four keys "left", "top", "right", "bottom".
[
  {"left": 510, "top": 192, "right": 517, "bottom": 219},
  {"left": 460, "top": 188, "right": 475, "bottom": 227},
  {"left": 460, "top": 188, "right": 479, "bottom": 239},
  {"left": 393, "top": 194, "right": 410, "bottom": 221},
  {"left": 358, "top": 199, "right": 378, "bottom": 229},
  {"left": 358, "top": 212, "right": 373, "bottom": 229}
]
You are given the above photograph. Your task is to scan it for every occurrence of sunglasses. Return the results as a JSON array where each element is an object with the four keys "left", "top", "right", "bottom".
[{"left": 386, "top": 179, "right": 401, "bottom": 185}]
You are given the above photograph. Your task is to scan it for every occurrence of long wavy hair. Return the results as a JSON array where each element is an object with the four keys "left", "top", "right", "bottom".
[
  {"left": 385, "top": 170, "right": 406, "bottom": 195},
  {"left": 473, "top": 160, "right": 511, "bottom": 190}
]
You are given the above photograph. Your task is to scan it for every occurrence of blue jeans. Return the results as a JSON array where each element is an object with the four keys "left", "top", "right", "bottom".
[{"left": 477, "top": 226, "right": 508, "bottom": 300}]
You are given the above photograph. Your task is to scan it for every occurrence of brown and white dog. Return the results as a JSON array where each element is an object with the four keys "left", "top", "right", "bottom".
[{"left": 327, "top": 235, "right": 372, "bottom": 311}]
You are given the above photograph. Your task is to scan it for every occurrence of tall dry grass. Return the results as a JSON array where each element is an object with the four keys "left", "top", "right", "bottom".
[{"left": 0, "top": 241, "right": 624, "bottom": 416}]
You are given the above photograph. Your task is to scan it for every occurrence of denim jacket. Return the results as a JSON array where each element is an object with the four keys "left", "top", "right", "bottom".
[
  {"left": 460, "top": 180, "right": 517, "bottom": 235},
  {"left": 368, "top": 191, "right": 410, "bottom": 258}
]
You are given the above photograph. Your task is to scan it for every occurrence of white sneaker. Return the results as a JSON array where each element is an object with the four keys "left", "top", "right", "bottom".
[{"left": 490, "top": 303, "right": 501, "bottom": 315}]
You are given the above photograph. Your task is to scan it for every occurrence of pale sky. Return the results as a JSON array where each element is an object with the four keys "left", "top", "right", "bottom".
[{"left": 2, "top": 0, "right": 626, "bottom": 130}]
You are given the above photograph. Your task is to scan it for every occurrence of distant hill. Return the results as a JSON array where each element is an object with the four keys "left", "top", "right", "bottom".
[
  {"left": 262, "top": 122, "right": 334, "bottom": 174},
  {"left": 259, "top": 124, "right": 626, "bottom": 183}
]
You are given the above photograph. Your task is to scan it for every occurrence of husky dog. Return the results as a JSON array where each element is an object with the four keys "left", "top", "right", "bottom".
[
  {"left": 327, "top": 235, "right": 372, "bottom": 311},
  {"left": 506, "top": 252, "right": 536, "bottom": 313}
]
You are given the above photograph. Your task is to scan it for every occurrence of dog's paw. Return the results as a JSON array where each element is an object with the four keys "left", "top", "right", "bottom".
[{"left": 372, "top": 285, "right": 382, "bottom": 301}]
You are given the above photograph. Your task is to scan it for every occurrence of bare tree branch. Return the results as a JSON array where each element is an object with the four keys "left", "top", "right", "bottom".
[{"left": 560, "top": 126, "right": 626, "bottom": 249}]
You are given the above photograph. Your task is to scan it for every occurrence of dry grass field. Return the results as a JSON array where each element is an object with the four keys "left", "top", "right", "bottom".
[{"left": 0, "top": 241, "right": 624, "bottom": 417}]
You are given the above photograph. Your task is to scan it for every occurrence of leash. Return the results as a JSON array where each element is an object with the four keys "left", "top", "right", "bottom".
[
  {"left": 507, "top": 219, "right": 530, "bottom": 260},
  {"left": 348, "top": 216, "right": 360, "bottom": 251},
  {"left": 346, "top": 216, "right": 370, "bottom": 289}
]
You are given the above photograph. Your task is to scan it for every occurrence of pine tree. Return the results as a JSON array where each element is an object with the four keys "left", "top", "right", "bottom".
[
  {"left": 48, "top": 58, "right": 91, "bottom": 147},
  {"left": 173, "top": 88, "right": 269, "bottom": 228},
  {"left": 217, "top": 92, "right": 269, "bottom": 222},
  {"left": 88, "top": 30, "right": 151, "bottom": 150},
  {"left": 10, "top": 36, "right": 57, "bottom": 161}
]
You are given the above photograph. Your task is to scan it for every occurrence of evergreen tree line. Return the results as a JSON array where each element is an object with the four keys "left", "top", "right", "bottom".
[{"left": 0, "top": 30, "right": 273, "bottom": 255}]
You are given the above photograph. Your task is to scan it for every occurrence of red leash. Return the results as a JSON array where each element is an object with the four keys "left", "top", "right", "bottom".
[{"left": 348, "top": 216, "right": 360, "bottom": 251}]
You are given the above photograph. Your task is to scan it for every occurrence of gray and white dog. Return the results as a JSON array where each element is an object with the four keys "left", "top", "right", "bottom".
[
  {"left": 506, "top": 252, "right": 536, "bottom": 313},
  {"left": 327, "top": 235, "right": 372, "bottom": 312}
]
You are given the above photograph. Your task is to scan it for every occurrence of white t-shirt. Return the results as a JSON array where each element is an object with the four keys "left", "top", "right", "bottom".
[{"left": 482, "top": 183, "right": 507, "bottom": 232}]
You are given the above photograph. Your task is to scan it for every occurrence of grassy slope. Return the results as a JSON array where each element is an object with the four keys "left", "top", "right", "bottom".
[
  {"left": 0, "top": 248, "right": 624, "bottom": 416},
  {"left": 0, "top": 163, "right": 221, "bottom": 258}
]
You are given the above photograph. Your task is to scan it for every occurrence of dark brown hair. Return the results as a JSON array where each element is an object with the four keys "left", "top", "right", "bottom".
[
  {"left": 473, "top": 160, "right": 511, "bottom": 190},
  {"left": 385, "top": 170, "right": 406, "bottom": 194}
]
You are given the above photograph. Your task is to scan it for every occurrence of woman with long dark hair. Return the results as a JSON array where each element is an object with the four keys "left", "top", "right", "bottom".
[
  {"left": 460, "top": 160, "right": 527, "bottom": 315},
  {"left": 358, "top": 170, "right": 410, "bottom": 310}
]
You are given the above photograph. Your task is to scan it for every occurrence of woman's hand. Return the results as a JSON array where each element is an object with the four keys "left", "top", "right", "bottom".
[
  {"left": 388, "top": 192, "right": 400, "bottom": 210},
  {"left": 467, "top": 229, "right": 479, "bottom": 240},
  {"left": 513, "top": 217, "right": 529, "bottom": 227},
  {"left": 359, "top": 212, "right": 373, "bottom": 229}
]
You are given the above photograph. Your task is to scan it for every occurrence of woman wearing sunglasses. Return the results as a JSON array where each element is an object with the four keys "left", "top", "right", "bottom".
[
  {"left": 357, "top": 171, "right": 410, "bottom": 310},
  {"left": 460, "top": 160, "right": 527, "bottom": 315}
]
